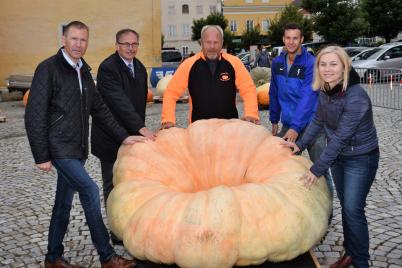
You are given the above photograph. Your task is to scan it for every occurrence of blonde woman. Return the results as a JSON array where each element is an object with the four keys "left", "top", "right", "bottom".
[{"left": 283, "top": 46, "right": 379, "bottom": 268}]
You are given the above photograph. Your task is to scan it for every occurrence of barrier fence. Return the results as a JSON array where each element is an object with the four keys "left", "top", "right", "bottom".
[{"left": 354, "top": 68, "right": 402, "bottom": 110}]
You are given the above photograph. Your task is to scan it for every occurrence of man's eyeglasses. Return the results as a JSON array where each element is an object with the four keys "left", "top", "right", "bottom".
[{"left": 117, "top": 42, "right": 140, "bottom": 48}]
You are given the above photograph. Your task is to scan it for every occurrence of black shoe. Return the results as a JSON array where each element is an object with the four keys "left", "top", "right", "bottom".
[{"left": 111, "top": 233, "right": 124, "bottom": 245}]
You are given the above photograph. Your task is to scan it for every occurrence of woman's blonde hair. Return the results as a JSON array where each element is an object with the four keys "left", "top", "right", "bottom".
[{"left": 312, "top": 46, "right": 351, "bottom": 91}]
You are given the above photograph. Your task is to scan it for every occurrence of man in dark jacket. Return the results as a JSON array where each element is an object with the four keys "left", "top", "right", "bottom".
[
  {"left": 253, "top": 45, "right": 270, "bottom": 68},
  {"left": 91, "top": 28, "right": 155, "bottom": 244},
  {"left": 25, "top": 21, "right": 140, "bottom": 268}
]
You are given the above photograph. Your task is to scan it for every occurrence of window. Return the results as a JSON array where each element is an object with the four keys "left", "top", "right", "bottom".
[
  {"left": 246, "top": 20, "right": 254, "bottom": 31},
  {"left": 182, "top": 46, "right": 189, "bottom": 56},
  {"left": 59, "top": 23, "right": 68, "bottom": 46},
  {"left": 245, "top": 0, "right": 253, "bottom": 3},
  {"left": 168, "top": 5, "right": 175, "bottom": 15},
  {"left": 262, "top": 0, "right": 269, "bottom": 2},
  {"left": 168, "top": 25, "right": 177, "bottom": 37},
  {"left": 209, "top": 5, "right": 217, "bottom": 13},
  {"left": 182, "top": 4, "right": 189, "bottom": 14},
  {"left": 196, "top": 5, "right": 203, "bottom": 15},
  {"left": 230, "top": 20, "right": 237, "bottom": 32},
  {"left": 262, "top": 20, "right": 269, "bottom": 32},
  {"left": 384, "top": 46, "right": 402, "bottom": 59},
  {"left": 182, "top": 24, "right": 191, "bottom": 37}
]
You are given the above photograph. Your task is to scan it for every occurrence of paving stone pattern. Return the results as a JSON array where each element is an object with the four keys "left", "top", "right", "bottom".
[{"left": 0, "top": 100, "right": 401, "bottom": 268}]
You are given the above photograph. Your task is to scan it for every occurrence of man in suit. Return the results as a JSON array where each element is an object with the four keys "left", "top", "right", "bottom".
[{"left": 91, "top": 29, "right": 155, "bottom": 244}]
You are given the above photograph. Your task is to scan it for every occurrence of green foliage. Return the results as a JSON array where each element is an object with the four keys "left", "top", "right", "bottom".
[
  {"left": 223, "top": 29, "right": 235, "bottom": 50},
  {"left": 191, "top": 12, "right": 228, "bottom": 42},
  {"left": 241, "top": 28, "right": 262, "bottom": 49},
  {"left": 191, "top": 17, "right": 207, "bottom": 42},
  {"left": 267, "top": 5, "right": 313, "bottom": 46},
  {"left": 361, "top": 0, "right": 402, "bottom": 43},
  {"left": 302, "top": 0, "right": 368, "bottom": 46}
]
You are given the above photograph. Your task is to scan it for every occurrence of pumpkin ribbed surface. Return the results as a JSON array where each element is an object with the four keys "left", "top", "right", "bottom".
[{"left": 108, "top": 119, "right": 331, "bottom": 268}]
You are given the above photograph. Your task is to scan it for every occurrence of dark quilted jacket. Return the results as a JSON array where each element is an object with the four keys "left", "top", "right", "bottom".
[{"left": 25, "top": 49, "right": 128, "bottom": 164}]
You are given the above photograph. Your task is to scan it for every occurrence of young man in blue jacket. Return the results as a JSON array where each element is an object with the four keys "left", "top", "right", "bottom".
[{"left": 269, "top": 22, "right": 333, "bottom": 197}]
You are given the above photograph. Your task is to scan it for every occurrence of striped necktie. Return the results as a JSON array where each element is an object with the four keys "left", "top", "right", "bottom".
[{"left": 128, "top": 63, "right": 135, "bottom": 78}]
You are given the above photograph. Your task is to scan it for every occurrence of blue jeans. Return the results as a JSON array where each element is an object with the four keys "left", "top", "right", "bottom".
[
  {"left": 45, "top": 159, "right": 115, "bottom": 263},
  {"left": 278, "top": 126, "right": 334, "bottom": 197},
  {"left": 331, "top": 148, "right": 379, "bottom": 268}
]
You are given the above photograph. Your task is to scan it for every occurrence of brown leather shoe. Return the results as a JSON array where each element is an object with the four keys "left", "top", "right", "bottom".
[
  {"left": 330, "top": 254, "right": 353, "bottom": 268},
  {"left": 44, "top": 258, "right": 81, "bottom": 268},
  {"left": 101, "top": 255, "right": 136, "bottom": 268}
]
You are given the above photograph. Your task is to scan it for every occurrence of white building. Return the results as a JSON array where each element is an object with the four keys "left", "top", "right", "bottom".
[{"left": 162, "top": 0, "right": 222, "bottom": 56}]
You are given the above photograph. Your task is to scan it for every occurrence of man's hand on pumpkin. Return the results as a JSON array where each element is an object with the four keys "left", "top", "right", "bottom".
[
  {"left": 271, "top": 123, "right": 278, "bottom": 136},
  {"left": 139, "top": 127, "right": 156, "bottom": 141},
  {"left": 123, "top": 135, "right": 148, "bottom": 145},
  {"left": 242, "top": 116, "right": 260, "bottom": 125},
  {"left": 160, "top": 122, "right": 175, "bottom": 130}
]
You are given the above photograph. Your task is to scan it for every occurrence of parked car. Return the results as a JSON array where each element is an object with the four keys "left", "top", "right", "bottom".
[
  {"left": 302, "top": 41, "right": 330, "bottom": 54},
  {"left": 161, "top": 49, "right": 182, "bottom": 67},
  {"left": 343, "top": 47, "right": 368, "bottom": 57},
  {"left": 351, "top": 43, "right": 402, "bottom": 82},
  {"left": 6, "top": 74, "right": 32, "bottom": 94},
  {"left": 350, "top": 47, "right": 377, "bottom": 61},
  {"left": 6, "top": 73, "right": 97, "bottom": 94},
  {"left": 236, "top": 52, "right": 254, "bottom": 71}
]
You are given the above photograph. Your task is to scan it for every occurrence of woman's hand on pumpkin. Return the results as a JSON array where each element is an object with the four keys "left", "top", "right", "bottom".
[
  {"left": 280, "top": 141, "right": 300, "bottom": 154},
  {"left": 242, "top": 116, "right": 260, "bottom": 125},
  {"left": 283, "top": 129, "right": 299, "bottom": 143},
  {"left": 159, "top": 122, "right": 175, "bottom": 130},
  {"left": 36, "top": 161, "right": 53, "bottom": 172},
  {"left": 299, "top": 170, "right": 318, "bottom": 189},
  {"left": 139, "top": 127, "right": 156, "bottom": 141},
  {"left": 123, "top": 135, "right": 148, "bottom": 145}
]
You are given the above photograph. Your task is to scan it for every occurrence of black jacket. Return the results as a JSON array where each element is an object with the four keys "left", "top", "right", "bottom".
[
  {"left": 25, "top": 49, "right": 128, "bottom": 164},
  {"left": 91, "top": 52, "right": 148, "bottom": 162}
]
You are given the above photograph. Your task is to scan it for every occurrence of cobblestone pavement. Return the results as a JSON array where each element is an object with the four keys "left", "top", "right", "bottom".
[{"left": 0, "top": 99, "right": 401, "bottom": 267}]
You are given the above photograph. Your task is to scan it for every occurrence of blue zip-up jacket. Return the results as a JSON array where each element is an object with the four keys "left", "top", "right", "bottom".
[
  {"left": 269, "top": 47, "right": 317, "bottom": 133},
  {"left": 296, "top": 69, "right": 379, "bottom": 177}
]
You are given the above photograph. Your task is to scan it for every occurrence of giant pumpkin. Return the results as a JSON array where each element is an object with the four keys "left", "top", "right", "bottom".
[
  {"left": 256, "top": 83, "right": 270, "bottom": 106},
  {"left": 108, "top": 119, "right": 331, "bottom": 268},
  {"left": 156, "top": 74, "right": 173, "bottom": 97}
]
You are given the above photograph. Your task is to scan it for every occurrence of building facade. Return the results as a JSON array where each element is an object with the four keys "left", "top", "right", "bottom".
[
  {"left": 0, "top": 0, "right": 161, "bottom": 87},
  {"left": 223, "top": 0, "right": 292, "bottom": 36},
  {"left": 161, "top": 0, "right": 222, "bottom": 56}
]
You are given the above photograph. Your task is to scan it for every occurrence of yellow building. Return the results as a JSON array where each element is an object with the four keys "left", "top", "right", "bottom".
[
  {"left": 223, "top": 0, "right": 292, "bottom": 36},
  {"left": 0, "top": 0, "right": 161, "bottom": 87}
]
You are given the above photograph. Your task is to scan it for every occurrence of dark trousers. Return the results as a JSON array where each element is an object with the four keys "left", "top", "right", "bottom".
[
  {"left": 46, "top": 159, "right": 115, "bottom": 263},
  {"left": 100, "top": 159, "right": 114, "bottom": 210},
  {"left": 100, "top": 159, "right": 120, "bottom": 241},
  {"left": 331, "top": 148, "right": 379, "bottom": 268}
]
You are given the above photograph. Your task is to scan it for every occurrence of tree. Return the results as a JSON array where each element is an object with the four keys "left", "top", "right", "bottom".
[
  {"left": 241, "top": 28, "right": 262, "bottom": 49},
  {"left": 302, "top": 0, "right": 368, "bottom": 46},
  {"left": 191, "top": 12, "right": 228, "bottom": 42},
  {"left": 223, "top": 29, "right": 235, "bottom": 51},
  {"left": 267, "top": 4, "right": 313, "bottom": 46},
  {"left": 361, "top": 0, "right": 402, "bottom": 43}
]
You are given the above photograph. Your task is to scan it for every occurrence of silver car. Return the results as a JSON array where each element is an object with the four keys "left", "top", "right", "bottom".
[{"left": 351, "top": 43, "right": 402, "bottom": 82}]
